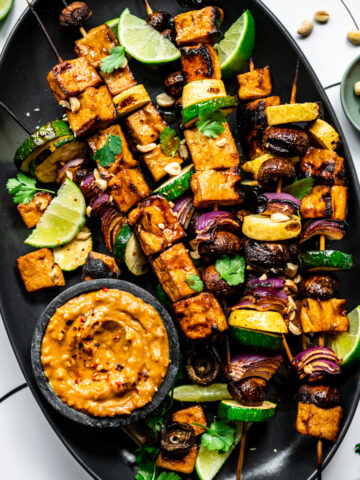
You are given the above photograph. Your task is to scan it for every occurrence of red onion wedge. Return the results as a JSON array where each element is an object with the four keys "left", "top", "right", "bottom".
[
  {"left": 230, "top": 353, "right": 283, "bottom": 382},
  {"left": 196, "top": 211, "right": 241, "bottom": 243},
  {"left": 292, "top": 347, "right": 341, "bottom": 381},
  {"left": 258, "top": 192, "right": 300, "bottom": 216},
  {"left": 172, "top": 192, "right": 194, "bottom": 229},
  {"left": 300, "top": 220, "right": 346, "bottom": 243}
]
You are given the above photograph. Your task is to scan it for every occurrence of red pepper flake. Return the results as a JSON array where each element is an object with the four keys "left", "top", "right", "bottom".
[
  {"left": 115, "top": 382, "right": 122, "bottom": 389},
  {"left": 103, "top": 287, "right": 109, "bottom": 292},
  {"left": 106, "top": 373, "right": 110, "bottom": 382},
  {"left": 74, "top": 378, "right": 79, "bottom": 384}
]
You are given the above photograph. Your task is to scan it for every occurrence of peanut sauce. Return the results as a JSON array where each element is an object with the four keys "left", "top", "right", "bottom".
[{"left": 41, "top": 289, "right": 169, "bottom": 417}]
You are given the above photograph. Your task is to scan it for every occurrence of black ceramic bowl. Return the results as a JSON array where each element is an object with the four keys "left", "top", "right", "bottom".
[{"left": 31, "top": 279, "right": 180, "bottom": 427}]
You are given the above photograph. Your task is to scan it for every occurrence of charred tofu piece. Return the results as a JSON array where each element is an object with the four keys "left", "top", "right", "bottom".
[
  {"left": 66, "top": 86, "right": 117, "bottom": 138},
  {"left": 180, "top": 44, "right": 221, "bottom": 83},
  {"left": 47, "top": 57, "right": 102, "bottom": 102},
  {"left": 17, "top": 192, "right": 52, "bottom": 229},
  {"left": 100, "top": 64, "right": 137, "bottom": 96},
  {"left": 108, "top": 168, "right": 150, "bottom": 213},
  {"left": 237, "top": 67, "right": 272, "bottom": 101},
  {"left": 156, "top": 445, "right": 199, "bottom": 474},
  {"left": 173, "top": 292, "right": 228, "bottom": 340},
  {"left": 300, "top": 147, "right": 346, "bottom": 185},
  {"left": 172, "top": 405, "right": 207, "bottom": 436},
  {"left": 129, "top": 196, "right": 185, "bottom": 256},
  {"left": 238, "top": 96, "right": 281, "bottom": 132},
  {"left": 124, "top": 102, "right": 167, "bottom": 146},
  {"left": 81, "top": 251, "right": 121, "bottom": 281},
  {"left": 88, "top": 124, "right": 137, "bottom": 176},
  {"left": 300, "top": 298, "right": 349, "bottom": 333},
  {"left": 331, "top": 186, "right": 348, "bottom": 221},
  {"left": 16, "top": 248, "right": 65, "bottom": 292},
  {"left": 191, "top": 168, "right": 243, "bottom": 208},
  {"left": 141, "top": 145, "right": 183, "bottom": 182},
  {"left": 74, "top": 24, "right": 118, "bottom": 69},
  {"left": 300, "top": 185, "right": 332, "bottom": 219},
  {"left": 174, "top": 7, "right": 224, "bottom": 46},
  {"left": 184, "top": 122, "right": 239, "bottom": 171},
  {"left": 296, "top": 402, "right": 342, "bottom": 442},
  {"left": 152, "top": 243, "right": 198, "bottom": 302},
  {"left": 243, "top": 127, "right": 267, "bottom": 159}
]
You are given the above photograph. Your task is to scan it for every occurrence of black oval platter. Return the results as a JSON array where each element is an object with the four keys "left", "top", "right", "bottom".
[{"left": 0, "top": 0, "right": 359, "bottom": 479}]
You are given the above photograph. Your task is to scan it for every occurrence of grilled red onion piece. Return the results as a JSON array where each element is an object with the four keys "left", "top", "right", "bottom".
[
  {"left": 90, "top": 194, "right": 113, "bottom": 218},
  {"left": 230, "top": 353, "right": 283, "bottom": 382},
  {"left": 231, "top": 298, "right": 286, "bottom": 313},
  {"left": 57, "top": 158, "right": 84, "bottom": 176},
  {"left": 292, "top": 347, "right": 341, "bottom": 381},
  {"left": 300, "top": 219, "right": 346, "bottom": 243},
  {"left": 172, "top": 192, "right": 194, "bottom": 229},
  {"left": 196, "top": 211, "right": 241, "bottom": 243},
  {"left": 258, "top": 192, "right": 300, "bottom": 215},
  {"left": 246, "top": 277, "right": 285, "bottom": 290},
  {"left": 80, "top": 174, "right": 101, "bottom": 203}
]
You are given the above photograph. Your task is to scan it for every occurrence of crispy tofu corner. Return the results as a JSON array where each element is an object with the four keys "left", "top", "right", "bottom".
[
  {"left": 296, "top": 402, "right": 342, "bottom": 442},
  {"left": 17, "top": 192, "right": 52, "bottom": 229},
  {"left": 74, "top": 24, "right": 119, "bottom": 69},
  {"left": 237, "top": 67, "right": 272, "bottom": 101},
  {"left": 191, "top": 168, "right": 243, "bottom": 208},
  {"left": 300, "top": 298, "right": 349, "bottom": 333},
  {"left": 174, "top": 7, "right": 224, "bottom": 46},
  {"left": 108, "top": 168, "right": 150, "bottom": 213}
]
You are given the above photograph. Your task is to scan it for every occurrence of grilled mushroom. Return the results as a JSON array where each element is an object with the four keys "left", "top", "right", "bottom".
[
  {"left": 243, "top": 238, "right": 298, "bottom": 272},
  {"left": 186, "top": 349, "right": 220, "bottom": 386},
  {"left": 202, "top": 265, "right": 237, "bottom": 295},
  {"left": 146, "top": 11, "right": 172, "bottom": 31},
  {"left": 59, "top": 1, "right": 92, "bottom": 28},
  {"left": 228, "top": 378, "right": 267, "bottom": 406},
  {"left": 82, "top": 251, "right": 121, "bottom": 281},
  {"left": 299, "top": 274, "right": 339, "bottom": 300},
  {"left": 262, "top": 126, "right": 309, "bottom": 157},
  {"left": 161, "top": 29, "right": 176, "bottom": 43},
  {"left": 257, "top": 158, "right": 296, "bottom": 187},
  {"left": 160, "top": 422, "right": 195, "bottom": 456},
  {"left": 297, "top": 384, "right": 341, "bottom": 409},
  {"left": 164, "top": 71, "right": 185, "bottom": 98},
  {"left": 177, "top": 0, "right": 219, "bottom": 6},
  {"left": 198, "top": 231, "right": 242, "bottom": 257}
]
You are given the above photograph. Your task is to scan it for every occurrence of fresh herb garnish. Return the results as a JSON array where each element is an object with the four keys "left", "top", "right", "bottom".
[
  {"left": 355, "top": 443, "right": 360, "bottom": 455},
  {"left": 147, "top": 387, "right": 174, "bottom": 435},
  {"left": 157, "top": 473, "right": 181, "bottom": 480},
  {"left": 283, "top": 177, "right": 314, "bottom": 200},
  {"left": 6, "top": 173, "right": 54, "bottom": 205},
  {"left": 100, "top": 46, "right": 126, "bottom": 73},
  {"left": 160, "top": 127, "right": 180, "bottom": 157},
  {"left": 186, "top": 274, "right": 204, "bottom": 292},
  {"left": 215, "top": 255, "right": 245, "bottom": 286},
  {"left": 93, "top": 134, "right": 122, "bottom": 167},
  {"left": 194, "top": 420, "right": 236, "bottom": 454},
  {"left": 196, "top": 104, "right": 226, "bottom": 139},
  {"left": 135, "top": 444, "right": 160, "bottom": 480}
]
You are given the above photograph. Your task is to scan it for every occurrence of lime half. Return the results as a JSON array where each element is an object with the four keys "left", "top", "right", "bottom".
[
  {"left": 106, "top": 17, "right": 119, "bottom": 33},
  {"left": 196, "top": 423, "right": 244, "bottom": 480},
  {"left": 173, "top": 384, "right": 232, "bottom": 403},
  {"left": 25, "top": 179, "right": 86, "bottom": 248},
  {"left": 0, "top": 0, "right": 13, "bottom": 21},
  {"left": 326, "top": 305, "right": 360, "bottom": 367},
  {"left": 215, "top": 9, "right": 255, "bottom": 78},
  {"left": 118, "top": 8, "right": 180, "bottom": 64}
]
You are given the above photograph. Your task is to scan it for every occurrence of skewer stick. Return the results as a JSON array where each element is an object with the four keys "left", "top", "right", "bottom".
[
  {"left": 276, "top": 178, "right": 282, "bottom": 193},
  {"left": 236, "top": 422, "right": 248, "bottom": 480},
  {"left": 25, "top": 0, "right": 63, "bottom": 62},
  {"left": 211, "top": 344, "right": 231, "bottom": 381},
  {"left": 0, "top": 102, "right": 32, "bottom": 134},
  {"left": 143, "top": 0, "right": 153, "bottom": 15},
  {"left": 282, "top": 334, "right": 293, "bottom": 362},
  {"left": 290, "top": 60, "right": 300, "bottom": 105},
  {"left": 225, "top": 330, "right": 232, "bottom": 374},
  {"left": 249, "top": 58, "right": 255, "bottom": 72}
]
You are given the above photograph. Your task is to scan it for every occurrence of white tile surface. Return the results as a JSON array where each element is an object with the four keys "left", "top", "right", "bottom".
[{"left": 1, "top": 1, "right": 360, "bottom": 479}]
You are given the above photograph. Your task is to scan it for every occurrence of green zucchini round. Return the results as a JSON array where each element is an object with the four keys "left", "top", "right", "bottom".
[
  {"left": 113, "top": 223, "right": 133, "bottom": 262},
  {"left": 299, "top": 250, "right": 353, "bottom": 271},
  {"left": 230, "top": 326, "right": 283, "bottom": 352},
  {"left": 182, "top": 96, "right": 238, "bottom": 128},
  {"left": 125, "top": 233, "right": 149, "bottom": 276},
  {"left": 154, "top": 164, "right": 194, "bottom": 201}
]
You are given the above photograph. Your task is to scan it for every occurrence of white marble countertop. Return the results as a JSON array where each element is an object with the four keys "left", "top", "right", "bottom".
[{"left": 1, "top": 0, "right": 360, "bottom": 478}]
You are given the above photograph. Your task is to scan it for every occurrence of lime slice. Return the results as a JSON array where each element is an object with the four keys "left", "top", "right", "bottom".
[
  {"left": 215, "top": 9, "right": 255, "bottom": 79},
  {"left": 326, "top": 305, "right": 360, "bottom": 367},
  {"left": 25, "top": 179, "right": 86, "bottom": 248},
  {"left": 173, "top": 384, "right": 232, "bottom": 403},
  {"left": 196, "top": 422, "right": 244, "bottom": 480},
  {"left": 0, "top": 0, "right": 13, "bottom": 20},
  {"left": 118, "top": 8, "right": 180, "bottom": 64}
]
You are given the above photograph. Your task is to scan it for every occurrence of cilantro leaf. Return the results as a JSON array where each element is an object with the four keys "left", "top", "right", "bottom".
[
  {"left": 147, "top": 387, "right": 174, "bottom": 435},
  {"left": 355, "top": 443, "right": 360, "bottom": 455},
  {"left": 215, "top": 255, "right": 245, "bottom": 286},
  {"left": 195, "top": 420, "right": 236, "bottom": 454},
  {"left": 160, "top": 127, "right": 180, "bottom": 157},
  {"left": 186, "top": 274, "right": 204, "bottom": 292},
  {"left": 6, "top": 173, "right": 54, "bottom": 205},
  {"left": 283, "top": 177, "right": 314, "bottom": 200},
  {"left": 100, "top": 46, "right": 126, "bottom": 73},
  {"left": 157, "top": 473, "right": 181, "bottom": 480},
  {"left": 196, "top": 105, "right": 226, "bottom": 139},
  {"left": 135, "top": 460, "right": 155, "bottom": 480},
  {"left": 135, "top": 445, "right": 159, "bottom": 480},
  {"left": 93, "top": 134, "right": 122, "bottom": 167}
]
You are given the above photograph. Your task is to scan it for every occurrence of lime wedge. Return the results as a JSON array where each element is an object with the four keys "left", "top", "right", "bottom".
[
  {"left": 196, "top": 423, "right": 244, "bottom": 480},
  {"left": 0, "top": 0, "right": 13, "bottom": 20},
  {"left": 173, "top": 384, "right": 232, "bottom": 403},
  {"left": 215, "top": 9, "right": 255, "bottom": 78},
  {"left": 25, "top": 179, "right": 86, "bottom": 248},
  {"left": 326, "top": 305, "right": 360, "bottom": 367},
  {"left": 106, "top": 17, "right": 119, "bottom": 33},
  {"left": 118, "top": 8, "right": 180, "bottom": 64}
]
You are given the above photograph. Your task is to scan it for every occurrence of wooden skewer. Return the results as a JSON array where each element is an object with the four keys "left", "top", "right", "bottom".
[
  {"left": 236, "top": 422, "right": 248, "bottom": 480},
  {"left": 290, "top": 60, "right": 300, "bottom": 105},
  {"left": 282, "top": 333, "right": 293, "bottom": 362},
  {"left": 0, "top": 101, "right": 32, "bottom": 134},
  {"left": 143, "top": 0, "right": 153, "bottom": 15},
  {"left": 249, "top": 58, "right": 255, "bottom": 72}
]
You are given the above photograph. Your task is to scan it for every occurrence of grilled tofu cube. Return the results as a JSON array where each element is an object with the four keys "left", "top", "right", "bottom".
[
  {"left": 172, "top": 405, "right": 207, "bottom": 436},
  {"left": 124, "top": 102, "right": 167, "bottom": 146},
  {"left": 141, "top": 145, "right": 183, "bottom": 182},
  {"left": 17, "top": 192, "right": 52, "bottom": 228},
  {"left": 113, "top": 84, "right": 151, "bottom": 118},
  {"left": 152, "top": 243, "right": 198, "bottom": 302},
  {"left": 265, "top": 102, "right": 320, "bottom": 126},
  {"left": 100, "top": 64, "right": 137, "bottom": 96},
  {"left": 47, "top": 57, "right": 102, "bottom": 102},
  {"left": 300, "top": 298, "right": 349, "bottom": 333},
  {"left": 191, "top": 168, "right": 243, "bottom": 208},
  {"left": 238, "top": 96, "right": 281, "bottom": 132},
  {"left": 82, "top": 251, "right": 121, "bottom": 281},
  {"left": 108, "top": 168, "right": 150, "bottom": 213},
  {"left": 180, "top": 44, "right": 221, "bottom": 83},
  {"left": 296, "top": 402, "right": 342, "bottom": 442},
  {"left": 156, "top": 445, "right": 199, "bottom": 474},
  {"left": 173, "top": 292, "right": 228, "bottom": 340},
  {"left": 243, "top": 127, "right": 267, "bottom": 159},
  {"left": 74, "top": 24, "right": 118, "bottom": 69},
  {"left": 237, "top": 67, "right": 272, "bottom": 101},
  {"left": 66, "top": 85, "right": 117, "bottom": 137},
  {"left": 331, "top": 186, "right": 348, "bottom": 221},
  {"left": 308, "top": 119, "right": 340, "bottom": 151},
  {"left": 300, "top": 185, "right": 331, "bottom": 219},
  {"left": 174, "top": 7, "right": 224, "bottom": 46},
  {"left": 184, "top": 122, "right": 239, "bottom": 171},
  {"left": 88, "top": 124, "right": 137, "bottom": 176},
  {"left": 129, "top": 196, "right": 185, "bottom": 256},
  {"left": 300, "top": 147, "right": 346, "bottom": 185},
  {"left": 16, "top": 248, "right": 65, "bottom": 292}
]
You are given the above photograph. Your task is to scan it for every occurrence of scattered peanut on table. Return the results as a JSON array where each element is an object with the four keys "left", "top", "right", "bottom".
[
  {"left": 297, "top": 19, "right": 314, "bottom": 37},
  {"left": 314, "top": 10, "right": 330, "bottom": 24}
]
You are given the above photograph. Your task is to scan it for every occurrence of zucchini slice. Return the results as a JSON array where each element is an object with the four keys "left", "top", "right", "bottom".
[
  {"left": 32, "top": 137, "right": 88, "bottom": 183},
  {"left": 242, "top": 214, "right": 302, "bottom": 241},
  {"left": 113, "top": 222, "right": 133, "bottom": 262},
  {"left": 182, "top": 95, "right": 238, "bottom": 128},
  {"left": 230, "top": 326, "right": 283, "bottom": 352},
  {"left": 229, "top": 309, "right": 288, "bottom": 334},
  {"left": 299, "top": 250, "right": 353, "bottom": 272},
  {"left": 14, "top": 120, "right": 72, "bottom": 173},
  {"left": 182, "top": 79, "right": 226, "bottom": 109},
  {"left": 125, "top": 233, "right": 149, "bottom": 276},
  {"left": 113, "top": 84, "right": 150, "bottom": 117},
  {"left": 154, "top": 164, "right": 194, "bottom": 201},
  {"left": 53, "top": 226, "right": 92, "bottom": 271},
  {"left": 218, "top": 399, "right": 277, "bottom": 422}
]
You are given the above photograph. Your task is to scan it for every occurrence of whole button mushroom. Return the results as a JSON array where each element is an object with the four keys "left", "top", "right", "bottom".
[{"left": 59, "top": 1, "right": 92, "bottom": 28}]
